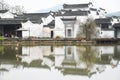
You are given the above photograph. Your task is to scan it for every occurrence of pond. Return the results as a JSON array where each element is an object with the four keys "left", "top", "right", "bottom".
[{"left": 0, "top": 45, "right": 120, "bottom": 80}]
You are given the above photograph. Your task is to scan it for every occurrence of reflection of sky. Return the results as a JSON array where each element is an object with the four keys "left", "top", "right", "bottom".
[{"left": 0, "top": 65, "right": 120, "bottom": 80}]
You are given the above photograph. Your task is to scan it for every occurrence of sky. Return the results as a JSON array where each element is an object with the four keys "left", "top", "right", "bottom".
[{"left": 3, "top": 0, "right": 120, "bottom": 13}]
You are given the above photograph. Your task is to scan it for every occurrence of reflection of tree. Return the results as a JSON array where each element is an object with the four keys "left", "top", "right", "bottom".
[
  {"left": 77, "top": 46, "right": 99, "bottom": 69},
  {"left": 0, "top": 45, "right": 4, "bottom": 54}
]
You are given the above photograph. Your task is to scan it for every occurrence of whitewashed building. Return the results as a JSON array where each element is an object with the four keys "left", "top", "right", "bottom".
[
  {"left": 0, "top": 10, "right": 26, "bottom": 37},
  {"left": 54, "top": 2, "right": 106, "bottom": 39},
  {"left": 16, "top": 12, "right": 55, "bottom": 38},
  {"left": 1, "top": 3, "right": 120, "bottom": 40},
  {"left": 95, "top": 17, "right": 120, "bottom": 39}
]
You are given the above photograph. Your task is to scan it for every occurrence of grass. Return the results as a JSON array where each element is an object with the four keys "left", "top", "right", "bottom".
[{"left": 0, "top": 36, "right": 4, "bottom": 41}]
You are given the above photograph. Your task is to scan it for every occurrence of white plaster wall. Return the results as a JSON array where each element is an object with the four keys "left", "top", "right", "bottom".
[
  {"left": 54, "top": 17, "right": 65, "bottom": 38},
  {"left": 22, "top": 20, "right": 43, "bottom": 38},
  {"left": 22, "top": 14, "right": 54, "bottom": 38},
  {"left": 99, "top": 30, "right": 114, "bottom": 38},
  {"left": 0, "top": 12, "right": 14, "bottom": 18},
  {"left": 54, "top": 16, "right": 89, "bottom": 38},
  {"left": 89, "top": 11, "right": 99, "bottom": 19},
  {"left": 42, "top": 27, "right": 51, "bottom": 38}
]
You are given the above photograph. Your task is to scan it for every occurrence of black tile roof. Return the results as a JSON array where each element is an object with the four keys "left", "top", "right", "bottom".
[
  {"left": 61, "top": 17, "right": 76, "bottom": 21},
  {"left": 0, "top": 10, "right": 8, "bottom": 13},
  {"left": 99, "top": 7, "right": 106, "bottom": 11},
  {"left": 63, "top": 3, "right": 89, "bottom": 9},
  {"left": 44, "top": 20, "right": 55, "bottom": 28},
  {"left": 56, "top": 11, "right": 89, "bottom": 16},
  {"left": 95, "top": 17, "right": 113, "bottom": 24},
  {"left": 113, "top": 23, "right": 120, "bottom": 27},
  {"left": 0, "top": 19, "right": 27, "bottom": 25},
  {"left": 90, "top": 8, "right": 97, "bottom": 11},
  {"left": 15, "top": 13, "right": 50, "bottom": 24}
]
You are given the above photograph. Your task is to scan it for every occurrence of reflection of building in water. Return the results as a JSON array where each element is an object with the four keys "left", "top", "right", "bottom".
[
  {"left": 0, "top": 45, "right": 120, "bottom": 77},
  {"left": 55, "top": 46, "right": 90, "bottom": 76},
  {"left": 96, "top": 45, "right": 120, "bottom": 69},
  {"left": 55, "top": 46, "right": 120, "bottom": 77},
  {"left": 97, "top": 46, "right": 114, "bottom": 64},
  {"left": 62, "top": 46, "right": 76, "bottom": 66},
  {"left": 0, "top": 45, "right": 22, "bottom": 61},
  {"left": 20, "top": 46, "right": 55, "bottom": 68},
  {"left": 0, "top": 45, "right": 23, "bottom": 74},
  {"left": 0, "top": 46, "right": 55, "bottom": 74},
  {"left": 114, "top": 46, "right": 120, "bottom": 60}
]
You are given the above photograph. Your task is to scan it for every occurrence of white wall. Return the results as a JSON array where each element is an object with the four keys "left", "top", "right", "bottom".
[
  {"left": 0, "top": 12, "right": 14, "bottom": 18},
  {"left": 22, "top": 14, "right": 54, "bottom": 38},
  {"left": 54, "top": 17, "right": 65, "bottom": 38},
  {"left": 22, "top": 20, "right": 43, "bottom": 38},
  {"left": 54, "top": 16, "right": 88, "bottom": 38},
  {"left": 99, "top": 30, "right": 114, "bottom": 38}
]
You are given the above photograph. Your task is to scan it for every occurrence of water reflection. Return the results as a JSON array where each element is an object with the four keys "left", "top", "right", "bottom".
[{"left": 0, "top": 45, "right": 120, "bottom": 80}]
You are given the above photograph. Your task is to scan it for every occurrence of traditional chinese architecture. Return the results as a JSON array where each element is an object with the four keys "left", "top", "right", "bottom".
[
  {"left": 0, "top": 2, "right": 120, "bottom": 40},
  {"left": 54, "top": 2, "right": 106, "bottom": 39},
  {"left": 0, "top": 10, "right": 26, "bottom": 38}
]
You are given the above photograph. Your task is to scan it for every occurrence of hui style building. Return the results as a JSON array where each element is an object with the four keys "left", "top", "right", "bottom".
[{"left": 0, "top": 2, "right": 120, "bottom": 40}]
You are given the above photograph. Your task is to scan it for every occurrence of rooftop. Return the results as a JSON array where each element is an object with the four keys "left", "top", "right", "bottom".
[
  {"left": 56, "top": 10, "right": 89, "bottom": 16},
  {"left": 61, "top": 17, "right": 76, "bottom": 21},
  {"left": 95, "top": 17, "right": 113, "bottom": 24},
  {"left": 15, "top": 13, "right": 50, "bottom": 24},
  {"left": 63, "top": 2, "right": 92, "bottom": 9},
  {"left": 0, "top": 10, "right": 8, "bottom": 13},
  {"left": 113, "top": 23, "right": 120, "bottom": 27},
  {"left": 0, "top": 19, "right": 27, "bottom": 25},
  {"left": 44, "top": 20, "right": 55, "bottom": 28}
]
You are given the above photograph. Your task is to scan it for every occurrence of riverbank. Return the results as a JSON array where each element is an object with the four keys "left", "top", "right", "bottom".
[
  {"left": 0, "top": 38, "right": 120, "bottom": 46},
  {"left": 0, "top": 39, "right": 95, "bottom": 46}
]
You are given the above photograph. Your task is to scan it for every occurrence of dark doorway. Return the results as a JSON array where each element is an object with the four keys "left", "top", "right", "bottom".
[
  {"left": 1, "top": 24, "right": 22, "bottom": 37},
  {"left": 51, "top": 31, "right": 54, "bottom": 38},
  {"left": 67, "top": 29, "right": 72, "bottom": 37}
]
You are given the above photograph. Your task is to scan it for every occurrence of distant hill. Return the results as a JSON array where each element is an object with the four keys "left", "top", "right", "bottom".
[
  {"left": 36, "top": 4, "right": 63, "bottom": 13},
  {"left": 107, "top": 11, "right": 120, "bottom": 17}
]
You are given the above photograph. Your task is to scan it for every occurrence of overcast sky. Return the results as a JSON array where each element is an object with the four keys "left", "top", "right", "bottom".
[{"left": 4, "top": 0, "right": 120, "bottom": 13}]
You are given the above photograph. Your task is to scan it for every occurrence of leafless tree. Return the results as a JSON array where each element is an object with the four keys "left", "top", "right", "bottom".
[
  {"left": 0, "top": 0, "right": 26, "bottom": 14},
  {"left": 77, "top": 18, "right": 97, "bottom": 41},
  {"left": 10, "top": 5, "right": 26, "bottom": 15}
]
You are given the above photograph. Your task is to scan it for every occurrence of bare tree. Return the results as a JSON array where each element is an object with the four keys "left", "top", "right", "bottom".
[
  {"left": 0, "top": 0, "right": 26, "bottom": 14},
  {"left": 0, "top": 0, "right": 9, "bottom": 10},
  {"left": 77, "top": 18, "right": 97, "bottom": 41},
  {"left": 10, "top": 5, "right": 26, "bottom": 15}
]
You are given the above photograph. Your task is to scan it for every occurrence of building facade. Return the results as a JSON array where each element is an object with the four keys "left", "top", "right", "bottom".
[
  {"left": 54, "top": 2, "right": 106, "bottom": 39},
  {"left": 0, "top": 2, "right": 120, "bottom": 40}
]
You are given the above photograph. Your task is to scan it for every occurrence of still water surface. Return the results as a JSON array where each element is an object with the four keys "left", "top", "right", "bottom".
[{"left": 0, "top": 45, "right": 120, "bottom": 80}]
